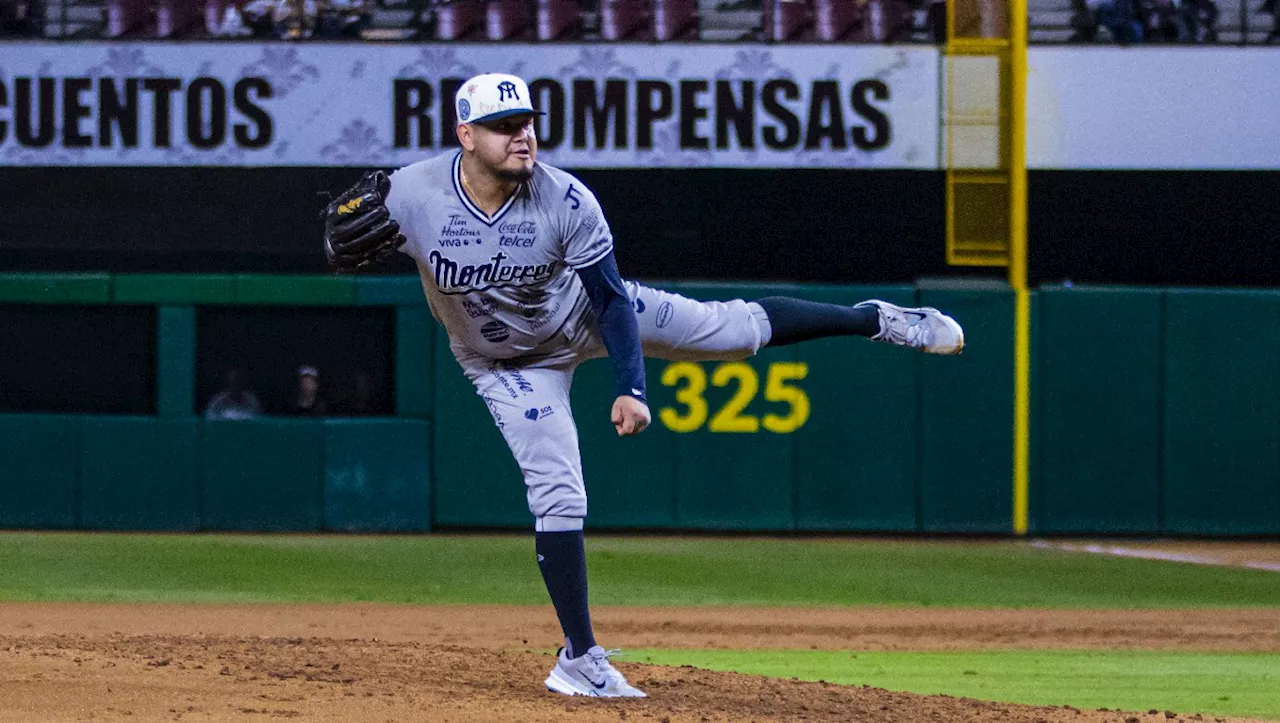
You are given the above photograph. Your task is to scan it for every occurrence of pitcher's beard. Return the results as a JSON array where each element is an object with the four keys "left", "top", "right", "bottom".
[{"left": 497, "top": 165, "right": 534, "bottom": 183}]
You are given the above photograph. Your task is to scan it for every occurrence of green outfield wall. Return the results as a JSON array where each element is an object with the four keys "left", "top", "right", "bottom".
[{"left": 0, "top": 274, "right": 1276, "bottom": 535}]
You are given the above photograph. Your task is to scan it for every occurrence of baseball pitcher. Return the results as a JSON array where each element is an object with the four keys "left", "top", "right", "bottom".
[{"left": 322, "top": 72, "right": 964, "bottom": 698}]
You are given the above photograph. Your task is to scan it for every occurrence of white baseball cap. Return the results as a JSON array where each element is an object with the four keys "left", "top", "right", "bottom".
[{"left": 455, "top": 73, "right": 544, "bottom": 126}]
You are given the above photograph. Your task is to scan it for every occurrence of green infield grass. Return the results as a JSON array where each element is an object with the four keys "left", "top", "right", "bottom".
[
  {"left": 628, "top": 649, "right": 1280, "bottom": 721},
  {"left": 0, "top": 533, "right": 1276, "bottom": 607}
]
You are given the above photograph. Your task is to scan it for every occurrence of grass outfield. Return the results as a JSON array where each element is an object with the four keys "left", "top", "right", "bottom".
[
  {"left": 629, "top": 649, "right": 1280, "bottom": 721},
  {"left": 0, "top": 532, "right": 1277, "bottom": 607}
]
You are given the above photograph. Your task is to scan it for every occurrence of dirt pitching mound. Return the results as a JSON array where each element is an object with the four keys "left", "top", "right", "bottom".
[
  {"left": 0, "top": 633, "right": 1261, "bottom": 723},
  {"left": 1, "top": 603, "right": 1275, "bottom": 723}
]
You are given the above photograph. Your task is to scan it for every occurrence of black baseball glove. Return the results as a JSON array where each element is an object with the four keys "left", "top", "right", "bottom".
[{"left": 322, "top": 170, "right": 406, "bottom": 271}]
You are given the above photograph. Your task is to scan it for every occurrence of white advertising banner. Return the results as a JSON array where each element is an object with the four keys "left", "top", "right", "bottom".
[
  {"left": 0, "top": 43, "right": 940, "bottom": 168},
  {"left": 1028, "top": 48, "right": 1280, "bottom": 170}
]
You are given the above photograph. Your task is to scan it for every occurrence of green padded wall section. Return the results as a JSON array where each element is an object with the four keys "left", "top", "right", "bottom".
[
  {"left": 670, "top": 347, "right": 798, "bottom": 530},
  {"left": 575, "top": 356, "right": 678, "bottom": 529},
  {"left": 0, "top": 415, "right": 80, "bottom": 528},
  {"left": 157, "top": 306, "right": 197, "bottom": 418},
  {"left": 114, "top": 275, "right": 237, "bottom": 304},
  {"left": 1035, "top": 287, "right": 1163, "bottom": 533},
  {"left": 656, "top": 284, "right": 796, "bottom": 530},
  {"left": 324, "top": 419, "right": 431, "bottom": 532},
  {"left": 1163, "top": 290, "right": 1280, "bottom": 535},
  {"left": 356, "top": 276, "right": 427, "bottom": 306},
  {"left": 790, "top": 285, "right": 920, "bottom": 531},
  {"left": 0, "top": 274, "right": 111, "bottom": 304},
  {"left": 200, "top": 420, "right": 325, "bottom": 531},
  {"left": 918, "top": 285, "right": 1015, "bottom": 533},
  {"left": 79, "top": 417, "right": 200, "bottom": 531},
  {"left": 395, "top": 308, "right": 435, "bottom": 418},
  {"left": 232, "top": 275, "right": 356, "bottom": 305}
]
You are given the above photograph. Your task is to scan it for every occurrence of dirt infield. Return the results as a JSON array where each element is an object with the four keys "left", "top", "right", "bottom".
[{"left": 2, "top": 603, "right": 1277, "bottom": 723}]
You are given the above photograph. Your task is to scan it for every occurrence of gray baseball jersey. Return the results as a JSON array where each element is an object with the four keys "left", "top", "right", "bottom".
[
  {"left": 384, "top": 149, "right": 772, "bottom": 524},
  {"left": 385, "top": 152, "right": 613, "bottom": 358}
]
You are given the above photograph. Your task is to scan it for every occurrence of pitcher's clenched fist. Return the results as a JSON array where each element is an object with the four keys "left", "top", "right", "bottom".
[{"left": 611, "top": 395, "right": 650, "bottom": 437}]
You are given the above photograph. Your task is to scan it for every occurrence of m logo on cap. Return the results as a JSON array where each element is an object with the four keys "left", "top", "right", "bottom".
[{"left": 455, "top": 73, "right": 543, "bottom": 127}]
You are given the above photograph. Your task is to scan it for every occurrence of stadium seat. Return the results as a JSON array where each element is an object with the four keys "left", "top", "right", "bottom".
[
  {"left": 486, "top": 0, "right": 533, "bottom": 38},
  {"left": 952, "top": 0, "right": 1006, "bottom": 37},
  {"left": 859, "top": 0, "right": 912, "bottom": 40},
  {"left": 926, "top": 0, "right": 947, "bottom": 42},
  {"left": 106, "top": 0, "right": 153, "bottom": 36},
  {"left": 814, "top": 0, "right": 861, "bottom": 39},
  {"left": 435, "top": 0, "right": 485, "bottom": 38},
  {"left": 600, "top": 0, "right": 652, "bottom": 39},
  {"left": 654, "top": 0, "right": 698, "bottom": 39},
  {"left": 536, "top": 0, "right": 582, "bottom": 39},
  {"left": 157, "top": 0, "right": 204, "bottom": 36},
  {"left": 204, "top": 0, "right": 228, "bottom": 34},
  {"left": 763, "top": 0, "right": 813, "bottom": 40}
]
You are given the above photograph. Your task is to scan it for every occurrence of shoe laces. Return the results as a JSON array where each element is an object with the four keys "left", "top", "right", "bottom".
[
  {"left": 883, "top": 309, "right": 932, "bottom": 347},
  {"left": 582, "top": 648, "right": 626, "bottom": 682},
  {"left": 906, "top": 322, "right": 930, "bottom": 347}
]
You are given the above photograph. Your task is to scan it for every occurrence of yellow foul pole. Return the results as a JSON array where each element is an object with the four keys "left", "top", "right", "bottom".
[{"left": 1009, "top": 0, "right": 1030, "bottom": 535}]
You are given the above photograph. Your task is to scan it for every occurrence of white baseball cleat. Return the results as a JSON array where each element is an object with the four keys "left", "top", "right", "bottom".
[
  {"left": 856, "top": 299, "right": 965, "bottom": 355},
  {"left": 544, "top": 646, "right": 647, "bottom": 698}
]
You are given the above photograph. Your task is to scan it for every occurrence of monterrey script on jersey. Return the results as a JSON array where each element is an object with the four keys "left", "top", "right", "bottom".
[{"left": 385, "top": 153, "right": 614, "bottom": 358}]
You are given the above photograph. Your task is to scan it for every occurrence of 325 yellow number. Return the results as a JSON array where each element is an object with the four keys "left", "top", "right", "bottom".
[{"left": 659, "top": 361, "right": 809, "bottom": 434}]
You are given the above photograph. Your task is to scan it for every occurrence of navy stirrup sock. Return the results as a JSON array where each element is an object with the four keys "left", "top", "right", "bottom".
[
  {"left": 535, "top": 530, "right": 597, "bottom": 658},
  {"left": 755, "top": 296, "right": 881, "bottom": 347}
]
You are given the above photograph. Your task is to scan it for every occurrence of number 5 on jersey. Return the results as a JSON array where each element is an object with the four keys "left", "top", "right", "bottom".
[{"left": 658, "top": 361, "right": 810, "bottom": 434}]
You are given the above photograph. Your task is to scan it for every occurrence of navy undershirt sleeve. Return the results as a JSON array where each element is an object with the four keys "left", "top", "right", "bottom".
[{"left": 576, "top": 251, "right": 646, "bottom": 402}]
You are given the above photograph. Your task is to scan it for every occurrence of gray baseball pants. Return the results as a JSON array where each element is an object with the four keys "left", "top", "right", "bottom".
[{"left": 450, "top": 282, "right": 772, "bottom": 530}]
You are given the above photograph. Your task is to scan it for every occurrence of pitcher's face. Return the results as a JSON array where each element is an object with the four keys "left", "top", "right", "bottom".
[{"left": 460, "top": 114, "right": 538, "bottom": 181}]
